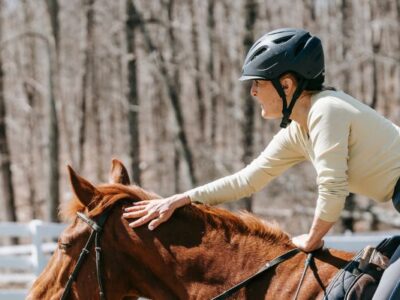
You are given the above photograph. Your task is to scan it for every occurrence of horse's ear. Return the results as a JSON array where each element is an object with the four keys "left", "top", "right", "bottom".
[
  {"left": 67, "top": 165, "right": 100, "bottom": 208},
  {"left": 109, "top": 159, "right": 131, "bottom": 185}
]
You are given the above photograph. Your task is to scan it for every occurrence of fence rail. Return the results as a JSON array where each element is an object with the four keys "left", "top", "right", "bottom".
[{"left": 0, "top": 220, "right": 66, "bottom": 299}]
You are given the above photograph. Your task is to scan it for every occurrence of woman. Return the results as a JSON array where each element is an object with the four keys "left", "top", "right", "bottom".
[{"left": 123, "top": 28, "right": 400, "bottom": 299}]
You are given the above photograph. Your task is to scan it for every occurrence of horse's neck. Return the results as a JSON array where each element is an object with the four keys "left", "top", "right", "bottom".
[
  {"left": 127, "top": 207, "right": 354, "bottom": 300},
  {"left": 145, "top": 218, "right": 291, "bottom": 298}
]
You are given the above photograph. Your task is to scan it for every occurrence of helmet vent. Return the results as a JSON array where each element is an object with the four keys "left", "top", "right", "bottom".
[
  {"left": 250, "top": 47, "right": 268, "bottom": 61},
  {"left": 294, "top": 34, "right": 310, "bottom": 56},
  {"left": 273, "top": 35, "right": 294, "bottom": 44}
]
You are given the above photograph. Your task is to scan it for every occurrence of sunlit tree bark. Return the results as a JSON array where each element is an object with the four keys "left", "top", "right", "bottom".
[
  {"left": 0, "top": 0, "right": 17, "bottom": 223},
  {"left": 44, "top": 0, "right": 60, "bottom": 222},
  {"left": 126, "top": 0, "right": 141, "bottom": 184}
]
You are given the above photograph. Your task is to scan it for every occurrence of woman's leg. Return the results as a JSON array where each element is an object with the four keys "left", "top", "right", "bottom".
[{"left": 372, "top": 245, "right": 400, "bottom": 300}]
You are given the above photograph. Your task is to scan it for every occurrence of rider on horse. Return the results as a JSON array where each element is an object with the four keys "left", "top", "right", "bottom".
[{"left": 123, "top": 28, "right": 400, "bottom": 300}]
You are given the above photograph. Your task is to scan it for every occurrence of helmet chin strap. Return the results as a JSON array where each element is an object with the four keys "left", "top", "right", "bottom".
[{"left": 271, "top": 78, "right": 308, "bottom": 128}]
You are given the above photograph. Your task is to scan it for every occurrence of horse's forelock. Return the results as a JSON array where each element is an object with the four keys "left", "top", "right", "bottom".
[
  {"left": 60, "top": 183, "right": 161, "bottom": 221},
  {"left": 59, "top": 196, "right": 86, "bottom": 222}
]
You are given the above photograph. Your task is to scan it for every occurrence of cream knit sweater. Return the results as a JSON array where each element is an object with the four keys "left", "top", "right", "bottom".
[{"left": 186, "top": 90, "right": 400, "bottom": 222}]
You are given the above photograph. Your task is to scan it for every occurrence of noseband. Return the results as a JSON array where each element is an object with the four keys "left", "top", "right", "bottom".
[{"left": 61, "top": 210, "right": 112, "bottom": 300}]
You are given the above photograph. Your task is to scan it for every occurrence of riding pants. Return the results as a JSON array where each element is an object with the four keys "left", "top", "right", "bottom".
[{"left": 372, "top": 180, "right": 400, "bottom": 300}]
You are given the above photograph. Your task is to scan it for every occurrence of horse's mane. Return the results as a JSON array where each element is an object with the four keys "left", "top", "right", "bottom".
[
  {"left": 61, "top": 183, "right": 292, "bottom": 246},
  {"left": 195, "top": 204, "right": 292, "bottom": 246}
]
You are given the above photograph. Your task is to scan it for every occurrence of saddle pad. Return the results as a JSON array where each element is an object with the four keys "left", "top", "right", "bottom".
[{"left": 323, "top": 246, "right": 388, "bottom": 300}]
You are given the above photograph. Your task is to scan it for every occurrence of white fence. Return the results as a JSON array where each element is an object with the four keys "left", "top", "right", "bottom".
[
  {"left": 0, "top": 220, "right": 66, "bottom": 300},
  {"left": 325, "top": 231, "right": 398, "bottom": 252},
  {"left": 0, "top": 219, "right": 397, "bottom": 300}
]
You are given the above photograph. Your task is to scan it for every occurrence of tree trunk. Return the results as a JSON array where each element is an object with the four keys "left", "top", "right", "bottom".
[
  {"left": 208, "top": 0, "right": 217, "bottom": 147},
  {"left": 174, "top": 144, "right": 180, "bottom": 193},
  {"left": 340, "top": 0, "right": 355, "bottom": 232},
  {"left": 190, "top": 0, "right": 206, "bottom": 140},
  {"left": 168, "top": 0, "right": 184, "bottom": 188},
  {"left": 45, "top": 0, "right": 60, "bottom": 222},
  {"left": 370, "top": 0, "right": 382, "bottom": 110},
  {"left": 0, "top": 0, "right": 17, "bottom": 223},
  {"left": 78, "top": 0, "right": 95, "bottom": 171},
  {"left": 86, "top": 0, "right": 104, "bottom": 182},
  {"left": 22, "top": 0, "right": 39, "bottom": 219},
  {"left": 131, "top": 0, "right": 198, "bottom": 186},
  {"left": 303, "top": 0, "right": 316, "bottom": 25},
  {"left": 126, "top": 0, "right": 141, "bottom": 185},
  {"left": 237, "top": 0, "right": 258, "bottom": 212},
  {"left": 46, "top": 0, "right": 60, "bottom": 53}
]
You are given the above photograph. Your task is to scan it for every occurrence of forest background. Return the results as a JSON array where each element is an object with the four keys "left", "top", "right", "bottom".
[{"left": 0, "top": 0, "right": 399, "bottom": 235}]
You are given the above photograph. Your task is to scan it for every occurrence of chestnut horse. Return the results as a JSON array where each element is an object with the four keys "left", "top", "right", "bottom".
[{"left": 27, "top": 160, "right": 354, "bottom": 300}]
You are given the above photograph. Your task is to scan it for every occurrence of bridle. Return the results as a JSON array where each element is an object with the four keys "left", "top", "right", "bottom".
[{"left": 61, "top": 210, "right": 112, "bottom": 300}]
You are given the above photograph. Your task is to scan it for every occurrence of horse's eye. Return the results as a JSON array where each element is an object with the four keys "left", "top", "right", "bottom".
[{"left": 59, "top": 242, "right": 71, "bottom": 250}]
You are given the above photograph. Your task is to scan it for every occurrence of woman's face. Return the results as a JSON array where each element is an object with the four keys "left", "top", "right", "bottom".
[{"left": 250, "top": 80, "right": 283, "bottom": 119}]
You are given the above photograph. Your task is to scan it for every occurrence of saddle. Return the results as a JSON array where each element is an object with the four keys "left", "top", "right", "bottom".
[{"left": 324, "top": 235, "right": 400, "bottom": 300}]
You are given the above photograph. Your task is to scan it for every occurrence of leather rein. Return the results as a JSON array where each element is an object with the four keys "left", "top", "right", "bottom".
[
  {"left": 60, "top": 210, "right": 112, "bottom": 300},
  {"left": 212, "top": 248, "right": 315, "bottom": 300}
]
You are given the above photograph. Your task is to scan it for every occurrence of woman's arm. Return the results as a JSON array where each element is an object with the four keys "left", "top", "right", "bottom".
[
  {"left": 124, "top": 126, "right": 305, "bottom": 230},
  {"left": 293, "top": 97, "right": 352, "bottom": 251},
  {"left": 186, "top": 126, "right": 306, "bottom": 205}
]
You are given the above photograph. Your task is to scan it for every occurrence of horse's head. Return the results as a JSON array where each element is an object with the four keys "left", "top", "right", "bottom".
[{"left": 27, "top": 159, "right": 152, "bottom": 300}]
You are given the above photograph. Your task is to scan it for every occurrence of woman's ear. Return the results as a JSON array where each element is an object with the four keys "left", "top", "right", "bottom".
[{"left": 280, "top": 75, "right": 297, "bottom": 97}]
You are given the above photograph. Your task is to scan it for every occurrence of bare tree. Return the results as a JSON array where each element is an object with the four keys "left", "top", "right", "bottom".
[
  {"left": 339, "top": 0, "right": 357, "bottom": 232},
  {"left": 190, "top": 0, "right": 206, "bottom": 139},
  {"left": 126, "top": 0, "right": 141, "bottom": 184},
  {"left": 208, "top": 0, "right": 218, "bottom": 147},
  {"left": 78, "top": 0, "right": 95, "bottom": 171},
  {"left": 237, "top": 0, "right": 258, "bottom": 212},
  {"left": 131, "top": 0, "right": 198, "bottom": 186},
  {"left": 91, "top": 7, "right": 104, "bottom": 182},
  {"left": 45, "top": 0, "right": 60, "bottom": 53},
  {"left": 370, "top": 0, "right": 382, "bottom": 110},
  {"left": 22, "top": 0, "right": 40, "bottom": 219},
  {"left": 0, "top": 0, "right": 17, "bottom": 223},
  {"left": 44, "top": 0, "right": 60, "bottom": 222}
]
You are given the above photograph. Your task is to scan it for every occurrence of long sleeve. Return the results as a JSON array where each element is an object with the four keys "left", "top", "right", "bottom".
[
  {"left": 185, "top": 125, "right": 306, "bottom": 205},
  {"left": 308, "top": 97, "right": 351, "bottom": 222}
]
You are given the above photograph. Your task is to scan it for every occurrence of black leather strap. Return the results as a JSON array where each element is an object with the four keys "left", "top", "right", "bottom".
[
  {"left": 61, "top": 210, "right": 112, "bottom": 300},
  {"left": 211, "top": 248, "right": 301, "bottom": 300}
]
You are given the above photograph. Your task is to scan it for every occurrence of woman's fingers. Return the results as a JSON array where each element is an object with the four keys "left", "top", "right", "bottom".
[
  {"left": 124, "top": 205, "right": 147, "bottom": 212},
  {"left": 123, "top": 209, "right": 147, "bottom": 219},
  {"left": 133, "top": 200, "right": 151, "bottom": 206},
  {"left": 148, "top": 212, "right": 171, "bottom": 230},
  {"left": 121, "top": 197, "right": 184, "bottom": 230},
  {"left": 128, "top": 212, "right": 158, "bottom": 228}
]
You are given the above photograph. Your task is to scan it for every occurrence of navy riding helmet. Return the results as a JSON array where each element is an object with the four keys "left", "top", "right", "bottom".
[{"left": 240, "top": 28, "right": 325, "bottom": 128}]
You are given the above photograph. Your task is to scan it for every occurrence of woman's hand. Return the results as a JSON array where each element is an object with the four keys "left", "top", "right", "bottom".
[
  {"left": 292, "top": 216, "right": 333, "bottom": 252},
  {"left": 122, "top": 194, "right": 191, "bottom": 230},
  {"left": 292, "top": 234, "right": 324, "bottom": 252}
]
